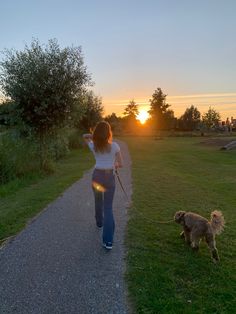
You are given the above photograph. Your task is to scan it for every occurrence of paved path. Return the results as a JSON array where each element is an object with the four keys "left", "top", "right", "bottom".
[{"left": 0, "top": 141, "right": 132, "bottom": 314}]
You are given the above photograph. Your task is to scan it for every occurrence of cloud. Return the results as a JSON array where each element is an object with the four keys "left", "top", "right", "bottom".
[{"left": 168, "top": 93, "right": 236, "bottom": 99}]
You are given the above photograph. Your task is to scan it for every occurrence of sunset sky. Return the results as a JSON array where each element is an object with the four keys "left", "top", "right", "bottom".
[{"left": 0, "top": 0, "right": 236, "bottom": 120}]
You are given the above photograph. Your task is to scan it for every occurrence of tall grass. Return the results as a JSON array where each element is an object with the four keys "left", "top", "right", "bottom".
[
  {"left": 0, "top": 145, "right": 93, "bottom": 242},
  {"left": 0, "top": 128, "right": 84, "bottom": 185}
]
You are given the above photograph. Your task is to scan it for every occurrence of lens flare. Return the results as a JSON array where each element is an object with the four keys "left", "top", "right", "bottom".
[{"left": 92, "top": 181, "right": 106, "bottom": 192}]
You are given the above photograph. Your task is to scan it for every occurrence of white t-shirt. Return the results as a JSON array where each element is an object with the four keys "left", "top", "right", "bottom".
[{"left": 88, "top": 141, "right": 120, "bottom": 169}]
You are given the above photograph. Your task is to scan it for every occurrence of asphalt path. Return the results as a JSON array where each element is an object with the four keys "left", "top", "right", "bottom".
[{"left": 0, "top": 140, "right": 132, "bottom": 314}]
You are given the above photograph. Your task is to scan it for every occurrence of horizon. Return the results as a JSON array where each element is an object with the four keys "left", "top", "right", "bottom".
[
  {"left": 102, "top": 92, "right": 236, "bottom": 121},
  {"left": 1, "top": 91, "right": 235, "bottom": 122}
]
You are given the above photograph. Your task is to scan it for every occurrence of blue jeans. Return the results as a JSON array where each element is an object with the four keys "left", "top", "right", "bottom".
[{"left": 92, "top": 169, "right": 115, "bottom": 244}]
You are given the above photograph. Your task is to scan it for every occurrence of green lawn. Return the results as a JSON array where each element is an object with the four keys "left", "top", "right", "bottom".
[
  {"left": 125, "top": 137, "right": 236, "bottom": 314},
  {"left": 0, "top": 148, "right": 93, "bottom": 243},
  {"left": 1, "top": 136, "right": 235, "bottom": 313}
]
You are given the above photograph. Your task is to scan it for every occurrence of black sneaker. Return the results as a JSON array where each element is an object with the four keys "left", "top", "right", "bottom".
[{"left": 103, "top": 242, "right": 113, "bottom": 250}]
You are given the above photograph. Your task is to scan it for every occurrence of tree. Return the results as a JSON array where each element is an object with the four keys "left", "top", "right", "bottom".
[
  {"left": 202, "top": 107, "right": 221, "bottom": 129},
  {"left": 0, "top": 39, "right": 91, "bottom": 166},
  {"left": 123, "top": 100, "right": 139, "bottom": 119},
  {"left": 122, "top": 100, "right": 139, "bottom": 133},
  {"left": 0, "top": 100, "right": 18, "bottom": 127},
  {"left": 78, "top": 91, "right": 103, "bottom": 130},
  {"left": 179, "top": 105, "right": 201, "bottom": 131},
  {"left": 104, "top": 112, "right": 122, "bottom": 134},
  {"left": 148, "top": 87, "right": 172, "bottom": 130},
  {"left": 105, "top": 112, "right": 120, "bottom": 123},
  {"left": 164, "top": 109, "right": 176, "bottom": 130}
]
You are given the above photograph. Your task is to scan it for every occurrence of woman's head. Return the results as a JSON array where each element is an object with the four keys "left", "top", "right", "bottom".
[{"left": 92, "top": 121, "right": 112, "bottom": 153}]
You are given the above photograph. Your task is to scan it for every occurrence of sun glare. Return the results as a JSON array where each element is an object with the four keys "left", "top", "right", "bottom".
[{"left": 137, "top": 110, "right": 149, "bottom": 124}]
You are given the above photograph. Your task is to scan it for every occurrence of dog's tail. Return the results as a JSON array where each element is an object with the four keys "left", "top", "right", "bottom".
[{"left": 210, "top": 210, "right": 225, "bottom": 235}]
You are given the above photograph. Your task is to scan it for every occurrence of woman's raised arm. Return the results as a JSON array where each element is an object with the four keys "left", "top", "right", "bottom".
[{"left": 83, "top": 133, "right": 93, "bottom": 144}]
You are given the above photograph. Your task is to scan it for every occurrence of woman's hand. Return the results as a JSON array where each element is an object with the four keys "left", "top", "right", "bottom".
[{"left": 83, "top": 134, "right": 92, "bottom": 143}]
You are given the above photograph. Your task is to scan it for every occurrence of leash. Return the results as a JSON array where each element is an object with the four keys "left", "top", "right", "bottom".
[
  {"left": 115, "top": 169, "right": 129, "bottom": 200},
  {"left": 115, "top": 169, "right": 173, "bottom": 225}
]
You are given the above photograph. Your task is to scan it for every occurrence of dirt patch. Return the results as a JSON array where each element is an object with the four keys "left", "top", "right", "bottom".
[{"left": 199, "top": 137, "right": 236, "bottom": 147}]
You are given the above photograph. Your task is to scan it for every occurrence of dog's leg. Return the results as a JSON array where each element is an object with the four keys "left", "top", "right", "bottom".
[
  {"left": 190, "top": 231, "right": 200, "bottom": 251},
  {"left": 205, "top": 233, "right": 219, "bottom": 262},
  {"left": 191, "top": 241, "right": 199, "bottom": 251},
  {"left": 183, "top": 228, "right": 191, "bottom": 245}
]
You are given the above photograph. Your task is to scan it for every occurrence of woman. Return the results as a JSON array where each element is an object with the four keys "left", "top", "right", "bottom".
[{"left": 83, "top": 121, "right": 123, "bottom": 250}]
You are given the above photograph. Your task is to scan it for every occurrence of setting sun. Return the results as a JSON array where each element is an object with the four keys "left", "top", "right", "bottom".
[{"left": 137, "top": 110, "right": 149, "bottom": 124}]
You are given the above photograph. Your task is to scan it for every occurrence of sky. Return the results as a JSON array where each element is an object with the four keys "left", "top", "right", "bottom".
[{"left": 0, "top": 0, "right": 236, "bottom": 120}]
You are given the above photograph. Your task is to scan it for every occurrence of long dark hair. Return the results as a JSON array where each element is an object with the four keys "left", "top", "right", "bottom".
[{"left": 92, "top": 121, "right": 112, "bottom": 153}]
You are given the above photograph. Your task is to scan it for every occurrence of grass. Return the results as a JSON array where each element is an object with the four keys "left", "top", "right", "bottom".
[
  {"left": 125, "top": 137, "right": 236, "bottom": 314},
  {"left": 0, "top": 147, "right": 93, "bottom": 243},
  {"left": 1, "top": 136, "right": 235, "bottom": 312}
]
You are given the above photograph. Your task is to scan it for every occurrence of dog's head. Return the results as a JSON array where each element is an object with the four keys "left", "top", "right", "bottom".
[{"left": 174, "top": 211, "right": 186, "bottom": 225}]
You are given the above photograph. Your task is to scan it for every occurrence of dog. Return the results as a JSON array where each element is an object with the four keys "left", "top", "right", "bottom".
[{"left": 174, "top": 210, "right": 225, "bottom": 262}]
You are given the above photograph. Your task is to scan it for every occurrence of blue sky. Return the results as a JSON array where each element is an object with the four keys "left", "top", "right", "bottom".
[{"left": 1, "top": 0, "right": 236, "bottom": 119}]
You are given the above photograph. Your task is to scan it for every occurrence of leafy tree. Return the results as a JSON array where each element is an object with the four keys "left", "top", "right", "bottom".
[
  {"left": 164, "top": 109, "right": 176, "bottom": 129},
  {"left": 104, "top": 112, "right": 122, "bottom": 134},
  {"left": 123, "top": 100, "right": 139, "bottom": 119},
  {"left": 0, "top": 100, "right": 18, "bottom": 127},
  {"left": 78, "top": 91, "right": 103, "bottom": 130},
  {"left": 179, "top": 105, "right": 201, "bottom": 131},
  {"left": 105, "top": 112, "right": 120, "bottom": 123},
  {"left": 202, "top": 107, "right": 221, "bottom": 129},
  {"left": 0, "top": 39, "right": 91, "bottom": 167},
  {"left": 104, "top": 112, "right": 121, "bottom": 127},
  {"left": 122, "top": 100, "right": 140, "bottom": 133},
  {"left": 148, "top": 87, "right": 173, "bottom": 130}
]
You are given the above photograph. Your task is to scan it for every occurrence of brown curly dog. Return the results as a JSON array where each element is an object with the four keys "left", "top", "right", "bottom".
[{"left": 174, "top": 210, "right": 225, "bottom": 262}]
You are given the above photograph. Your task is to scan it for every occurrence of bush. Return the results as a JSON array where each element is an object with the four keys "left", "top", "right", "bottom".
[
  {"left": 0, "top": 131, "right": 40, "bottom": 184},
  {"left": 0, "top": 128, "right": 84, "bottom": 185},
  {"left": 68, "top": 129, "right": 84, "bottom": 149},
  {"left": 47, "top": 132, "right": 70, "bottom": 161}
]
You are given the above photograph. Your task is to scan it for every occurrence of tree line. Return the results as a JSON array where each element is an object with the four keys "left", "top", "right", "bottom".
[{"left": 105, "top": 88, "right": 222, "bottom": 134}]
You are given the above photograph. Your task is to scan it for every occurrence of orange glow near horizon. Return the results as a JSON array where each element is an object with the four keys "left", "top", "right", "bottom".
[
  {"left": 103, "top": 92, "right": 236, "bottom": 121},
  {"left": 137, "top": 109, "right": 149, "bottom": 124}
]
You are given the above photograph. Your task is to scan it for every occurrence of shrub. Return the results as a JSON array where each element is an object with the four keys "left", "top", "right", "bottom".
[
  {"left": 68, "top": 129, "right": 84, "bottom": 149},
  {"left": 47, "top": 132, "right": 69, "bottom": 161},
  {"left": 0, "top": 131, "right": 40, "bottom": 184}
]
